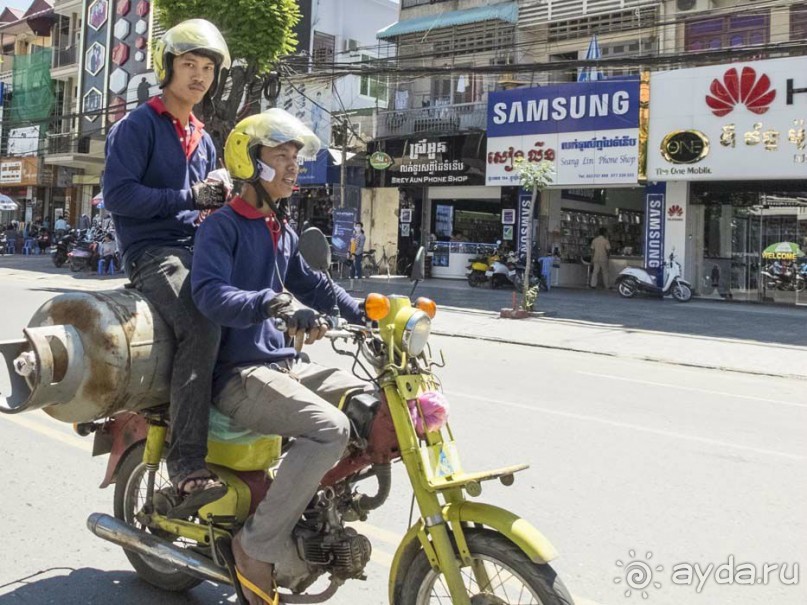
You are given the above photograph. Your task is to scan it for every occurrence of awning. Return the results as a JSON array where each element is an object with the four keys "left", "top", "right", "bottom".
[{"left": 377, "top": 2, "right": 518, "bottom": 40}]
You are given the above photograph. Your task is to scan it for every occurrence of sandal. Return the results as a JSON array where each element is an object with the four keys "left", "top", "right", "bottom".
[
  {"left": 167, "top": 470, "right": 227, "bottom": 519},
  {"left": 215, "top": 536, "right": 279, "bottom": 605}
]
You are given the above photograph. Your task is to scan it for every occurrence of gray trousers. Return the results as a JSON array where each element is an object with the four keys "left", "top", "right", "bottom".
[
  {"left": 590, "top": 259, "right": 610, "bottom": 288},
  {"left": 129, "top": 246, "right": 221, "bottom": 483},
  {"left": 214, "top": 359, "right": 365, "bottom": 564}
]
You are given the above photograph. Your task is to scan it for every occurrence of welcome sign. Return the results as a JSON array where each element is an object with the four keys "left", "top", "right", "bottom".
[{"left": 486, "top": 81, "right": 641, "bottom": 187}]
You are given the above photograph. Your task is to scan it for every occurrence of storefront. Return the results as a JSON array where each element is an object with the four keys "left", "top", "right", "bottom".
[
  {"left": 486, "top": 79, "right": 646, "bottom": 286},
  {"left": 648, "top": 56, "right": 807, "bottom": 305},
  {"left": 368, "top": 133, "right": 495, "bottom": 278},
  {"left": 0, "top": 157, "right": 54, "bottom": 227}
]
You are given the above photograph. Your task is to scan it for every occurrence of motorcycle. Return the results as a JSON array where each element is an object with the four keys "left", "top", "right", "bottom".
[
  {"left": 615, "top": 252, "right": 693, "bottom": 302},
  {"left": 51, "top": 231, "right": 76, "bottom": 268},
  {"left": 0, "top": 229, "right": 571, "bottom": 604},
  {"left": 465, "top": 246, "right": 498, "bottom": 288},
  {"left": 760, "top": 262, "right": 806, "bottom": 293}
]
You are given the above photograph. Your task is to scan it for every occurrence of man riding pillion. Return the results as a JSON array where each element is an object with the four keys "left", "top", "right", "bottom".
[
  {"left": 190, "top": 109, "right": 369, "bottom": 605},
  {"left": 103, "top": 19, "right": 232, "bottom": 517}
]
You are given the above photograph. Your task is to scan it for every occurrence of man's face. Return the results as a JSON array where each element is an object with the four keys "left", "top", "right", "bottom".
[
  {"left": 166, "top": 52, "right": 216, "bottom": 105},
  {"left": 259, "top": 142, "right": 300, "bottom": 200}
]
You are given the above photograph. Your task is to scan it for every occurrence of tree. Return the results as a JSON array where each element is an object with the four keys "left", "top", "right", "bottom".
[
  {"left": 513, "top": 158, "right": 554, "bottom": 311},
  {"left": 156, "top": 0, "right": 301, "bottom": 152}
]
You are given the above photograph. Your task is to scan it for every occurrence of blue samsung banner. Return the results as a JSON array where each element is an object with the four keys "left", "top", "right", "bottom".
[
  {"left": 517, "top": 191, "right": 533, "bottom": 256},
  {"left": 297, "top": 149, "right": 328, "bottom": 185},
  {"left": 644, "top": 182, "right": 667, "bottom": 287},
  {"left": 487, "top": 80, "right": 640, "bottom": 137}
]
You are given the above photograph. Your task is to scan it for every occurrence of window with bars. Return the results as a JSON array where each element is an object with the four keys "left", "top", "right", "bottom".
[
  {"left": 359, "top": 53, "right": 388, "bottom": 102},
  {"left": 790, "top": 3, "right": 807, "bottom": 41},
  {"left": 684, "top": 12, "right": 770, "bottom": 51},
  {"left": 399, "top": 21, "right": 514, "bottom": 59},
  {"left": 312, "top": 31, "right": 335, "bottom": 66},
  {"left": 548, "top": 7, "right": 657, "bottom": 42}
]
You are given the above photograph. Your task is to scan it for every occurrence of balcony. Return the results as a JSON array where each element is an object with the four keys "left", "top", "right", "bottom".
[
  {"left": 52, "top": 0, "right": 83, "bottom": 17},
  {"left": 44, "top": 131, "right": 104, "bottom": 171},
  {"left": 377, "top": 101, "right": 487, "bottom": 139},
  {"left": 51, "top": 43, "right": 78, "bottom": 80}
]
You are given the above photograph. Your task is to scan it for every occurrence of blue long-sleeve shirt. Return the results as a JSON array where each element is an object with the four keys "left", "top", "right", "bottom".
[
  {"left": 191, "top": 198, "right": 362, "bottom": 391},
  {"left": 102, "top": 100, "right": 216, "bottom": 271}
]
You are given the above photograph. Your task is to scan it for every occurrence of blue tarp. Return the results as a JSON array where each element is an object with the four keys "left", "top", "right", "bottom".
[{"left": 377, "top": 2, "right": 518, "bottom": 39}]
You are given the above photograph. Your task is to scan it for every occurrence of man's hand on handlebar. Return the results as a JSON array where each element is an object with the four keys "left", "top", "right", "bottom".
[{"left": 263, "top": 292, "right": 329, "bottom": 349}]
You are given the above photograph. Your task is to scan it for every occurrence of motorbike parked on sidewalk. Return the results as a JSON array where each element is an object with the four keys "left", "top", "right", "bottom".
[
  {"left": 760, "top": 261, "right": 806, "bottom": 293},
  {"left": 615, "top": 252, "right": 693, "bottom": 302},
  {"left": 51, "top": 231, "right": 76, "bottom": 268},
  {"left": 465, "top": 246, "right": 498, "bottom": 288},
  {"left": 0, "top": 229, "right": 572, "bottom": 605}
]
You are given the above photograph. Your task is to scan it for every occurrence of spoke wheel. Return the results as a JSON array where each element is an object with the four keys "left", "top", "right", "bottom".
[
  {"left": 113, "top": 443, "right": 203, "bottom": 592},
  {"left": 399, "top": 530, "right": 573, "bottom": 605}
]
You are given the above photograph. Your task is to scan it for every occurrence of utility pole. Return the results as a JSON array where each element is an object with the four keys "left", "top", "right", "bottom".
[{"left": 340, "top": 116, "right": 347, "bottom": 209}]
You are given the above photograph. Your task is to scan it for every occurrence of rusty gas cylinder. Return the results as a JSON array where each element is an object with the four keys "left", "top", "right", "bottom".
[{"left": 0, "top": 290, "right": 173, "bottom": 423}]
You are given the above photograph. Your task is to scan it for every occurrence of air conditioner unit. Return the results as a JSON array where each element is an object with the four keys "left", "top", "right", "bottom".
[{"left": 676, "top": 0, "right": 714, "bottom": 12}]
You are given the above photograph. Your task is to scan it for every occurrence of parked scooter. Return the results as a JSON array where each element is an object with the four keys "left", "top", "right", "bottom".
[
  {"left": 0, "top": 229, "right": 571, "bottom": 604},
  {"left": 51, "top": 231, "right": 76, "bottom": 268},
  {"left": 465, "top": 246, "right": 498, "bottom": 288},
  {"left": 761, "top": 261, "right": 806, "bottom": 293},
  {"left": 616, "top": 252, "right": 693, "bottom": 302}
]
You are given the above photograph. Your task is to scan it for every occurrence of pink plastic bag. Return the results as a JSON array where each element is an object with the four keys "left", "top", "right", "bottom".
[{"left": 408, "top": 391, "right": 450, "bottom": 437}]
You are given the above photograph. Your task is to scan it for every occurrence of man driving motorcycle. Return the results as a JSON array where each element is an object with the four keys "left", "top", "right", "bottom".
[{"left": 190, "top": 109, "right": 367, "bottom": 605}]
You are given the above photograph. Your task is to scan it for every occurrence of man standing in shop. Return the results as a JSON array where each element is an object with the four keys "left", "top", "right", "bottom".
[{"left": 590, "top": 227, "right": 611, "bottom": 289}]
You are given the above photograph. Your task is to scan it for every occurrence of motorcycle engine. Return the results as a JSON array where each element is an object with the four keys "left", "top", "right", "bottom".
[{"left": 299, "top": 527, "right": 372, "bottom": 580}]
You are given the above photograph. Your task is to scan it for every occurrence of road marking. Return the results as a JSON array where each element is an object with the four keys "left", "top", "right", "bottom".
[
  {"left": 1, "top": 413, "right": 92, "bottom": 453},
  {"left": 578, "top": 371, "right": 807, "bottom": 409},
  {"left": 454, "top": 392, "right": 805, "bottom": 461}
]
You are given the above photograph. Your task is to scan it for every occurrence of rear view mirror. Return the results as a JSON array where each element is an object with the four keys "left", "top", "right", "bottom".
[
  {"left": 410, "top": 247, "right": 426, "bottom": 282},
  {"left": 299, "top": 227, "right": 332, "bottom": 272}
]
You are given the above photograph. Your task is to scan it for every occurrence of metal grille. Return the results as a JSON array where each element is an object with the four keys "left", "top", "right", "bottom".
[
  {"left": 398, "top": 21, "right": 515, "bottom": 60},
  {"left": 520, "top": 0, "right": 661, "bottom": 26},
  {"left": 548, "top": 6, "right": 659, "bottom": 42}
]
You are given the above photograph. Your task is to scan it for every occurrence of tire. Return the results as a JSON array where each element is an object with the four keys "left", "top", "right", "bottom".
[
  {"left": 398, "top": 529, "right": 574, "bottom": 605},
  {"left": 362, "top": 258, "right": 377, "bottom": 277},
  {"left": 671, "top": 282, "right": 692, "bottom": 302},
  {"left": 795, "top": 277, "right": 806, "bottom": 293},
  {"left": 467, "top": 271, "right": 485, "bottom": 288},
  {"left": 617, "top": 278, "right": 638, "bottom": 298},
  {"left": 69, "top": 258, "right": 84, "bottom": 272},
  {"left": 113, "top": 443, "right": 202, "bottom": 592}
]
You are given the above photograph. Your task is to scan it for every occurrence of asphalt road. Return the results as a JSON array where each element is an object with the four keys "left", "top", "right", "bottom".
[{"left": 0, "top": 277, "right": 804, "bottom": 605}]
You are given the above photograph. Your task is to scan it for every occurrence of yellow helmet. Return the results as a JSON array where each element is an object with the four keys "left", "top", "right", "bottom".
[
  {"left": 153, "top": 19, "right": 231, "bottom": 92},
  {"left": 224, "top": 109, "right": 321, "bottom": 181}
]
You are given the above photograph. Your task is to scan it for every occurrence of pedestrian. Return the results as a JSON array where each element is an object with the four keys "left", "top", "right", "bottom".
[
  {"left": 54, "top": 215, "right": 68, "bottom": 238},
  {"left": 192, "top": 108, "right": 367, "bottom": 605},
  {"left": 349, "top": 221, "right": 365, "bottom": 279},
  {"left": 590, "top": 227, "right": 611, "bottom": 289},
  {"left": 102, "top": 18, "right": 232, "bottom": 517},
  {"left": 79, "top": 213, "right": 91, "bottom": 231},
  {"left": 99, "top": 232, "right": 118, "bottom": 272}
]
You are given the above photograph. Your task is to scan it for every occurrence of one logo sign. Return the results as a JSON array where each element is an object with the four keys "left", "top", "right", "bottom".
[
  {"left": 369, "top": 151, "right": 393, "bottom": 170},
  {"left": 660, "top": 130, "right": 710, "bottom": 164},
  {"left": 705, "top": 67, "right": 776, "bottom": 117},
  {"left": 667, "top": 204, "right": 684, "bottom": 218}
]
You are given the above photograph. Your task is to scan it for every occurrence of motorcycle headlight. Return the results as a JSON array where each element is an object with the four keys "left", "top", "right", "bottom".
[{"left": 398, "top": 309, "right": 431, "bottom": 356}]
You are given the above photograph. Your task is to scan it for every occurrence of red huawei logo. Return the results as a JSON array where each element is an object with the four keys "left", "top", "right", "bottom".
[
  {"left": 705, "top": 67, "right": 776, "bottom": 117},
  {"left": 668, "top": 204, "right": 683, "bottom": 218}
]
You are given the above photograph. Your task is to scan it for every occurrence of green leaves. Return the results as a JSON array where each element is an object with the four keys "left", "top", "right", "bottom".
[
  {"left": 155, "top": 0, "right": 300, "bottom": 73},
  {"left": 513, "top": 157, "right": 555, "bottom": 192}
]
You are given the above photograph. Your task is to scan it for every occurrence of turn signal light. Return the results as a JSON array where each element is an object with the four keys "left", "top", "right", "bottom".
[
  {"left": 415, "top": 297, "right": 437, "bottom": 319},
  {"left": 365, "top": 293, "right": 391, "bottom": 321}
]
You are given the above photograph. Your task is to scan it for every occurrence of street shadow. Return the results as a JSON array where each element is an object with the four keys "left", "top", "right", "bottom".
[
  {"left": 0, "top": 567, "right": 234, "bottom": 605},
  {"left": 337, "top": 278, "right": 807, "bottom": 348}
]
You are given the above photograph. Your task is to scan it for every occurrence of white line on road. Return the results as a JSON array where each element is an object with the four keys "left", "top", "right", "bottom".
[
  {"left": 1, "top": 413, "right": 92, "bottom": 453},
  {"left": 578, "top": 371, "right": 807, "bottom": 409},
  {"left": 454, "top": 392, "right": 805, "bottom": 461}
]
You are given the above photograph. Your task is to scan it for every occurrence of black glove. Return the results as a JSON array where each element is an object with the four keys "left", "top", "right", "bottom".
[
  {"left": 263, "top": 292, "right": 328, "bottom": 348},
  {"left": 192, "top": 181, "right": 227, "bottom": 210}
]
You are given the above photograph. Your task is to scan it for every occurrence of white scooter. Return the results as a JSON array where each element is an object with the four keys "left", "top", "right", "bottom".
[{"left": 615, "top": 252, "right": 693, "bottom": 302}]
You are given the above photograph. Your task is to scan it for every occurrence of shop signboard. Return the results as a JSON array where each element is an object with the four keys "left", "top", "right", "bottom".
[
  {"left": 648, "top": 56, "right": 807, "bottom": 180},
  {"left": 0, "top": 158, "right": 41, "bottom": 186},
  {"left": 517, "top": 191, "right": 533, "bottom": 256},
  {"left": 486, "top": 81, "right": 640, "bottom": 187},
  {"left": 331, "top": 208, "right": 356, "bottom": 258},
  {"left": 366, "top": 135, "right": 486, "bottom": 187},
  {"left": 297, "top": 149, "right": 328, "bottom": 185},
  {"left": 644, "top": 182, "right": 666, "bottom": 286}
]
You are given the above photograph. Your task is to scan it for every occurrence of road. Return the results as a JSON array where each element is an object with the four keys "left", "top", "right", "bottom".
[{"left": 0, "top": 279, "right": 804, "bottom": 605}]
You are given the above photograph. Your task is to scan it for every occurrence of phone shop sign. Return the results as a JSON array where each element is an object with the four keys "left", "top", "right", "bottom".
[{"left": 486, "top": 81, "right": 640, "bottom": 187}]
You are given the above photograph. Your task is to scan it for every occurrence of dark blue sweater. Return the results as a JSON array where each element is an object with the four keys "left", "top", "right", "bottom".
[
  {"left": 103, "top": 102, "right": 216, "bottom": 271},
  {"left": 191, "top": 201, "right": 362, "bottom": 391}
]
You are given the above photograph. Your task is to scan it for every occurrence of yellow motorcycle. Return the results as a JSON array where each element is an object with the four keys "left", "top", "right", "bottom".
[{"left": 0, "top": 229, "right": 572, "bottom": 605}]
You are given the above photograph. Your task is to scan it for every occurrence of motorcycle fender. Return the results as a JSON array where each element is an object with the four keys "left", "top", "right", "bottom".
[
  {"left": 676, "top": 279, "right": 692, "bottom": 286},
  {"left": 388, "top": 502, "right": 558, "bottom": 604},
  {"left": 98, "top": 413, "right": 149, "bottom": 488}
]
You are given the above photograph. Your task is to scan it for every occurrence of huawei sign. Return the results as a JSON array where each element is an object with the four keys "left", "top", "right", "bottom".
[
  {"left": 705, "top": 67, "right": 776, "bottom": 117},
  {"left": 668, "top": 204, "right": 684, "bottom": 218}
]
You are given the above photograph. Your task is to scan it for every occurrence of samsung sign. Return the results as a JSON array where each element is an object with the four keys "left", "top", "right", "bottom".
[
  {"left": 486, "top": 81, "right": 641, "bottom": 186},
  {"left": 488, "top": 81, "right": 639, "bottom": 138},
  {"left": 644, "top": 183, "right": 667, "bottom": 287}
]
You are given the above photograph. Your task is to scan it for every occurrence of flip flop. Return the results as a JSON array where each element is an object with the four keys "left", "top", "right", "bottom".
[
  {"left": 168, "top": 473, "right": 228, "bottom": 519},
  {"left": 214, "top": 536, "right": 279, "bottom": 605}
]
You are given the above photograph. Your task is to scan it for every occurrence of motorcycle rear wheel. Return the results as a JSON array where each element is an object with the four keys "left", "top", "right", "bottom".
[
  {"left": 672, "top": 282, "right": 693, "bottom": 302},
  {"left": 68, "top": 258, "right": 84, "bottom": 272},
  {"left": 617, "top": 278, "right": 638, "bottom": 298},
  {"left": 113, "top": 443, "right": 203, "bottom": 592},
  {"left": 398, "top": 529, "right": 574, "bottom": 605},
  {"left": 467, "top": 272, "right": 485, "bottom": 287}
]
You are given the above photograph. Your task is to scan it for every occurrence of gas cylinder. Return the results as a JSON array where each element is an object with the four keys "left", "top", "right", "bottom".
[{"left": 0, "top": 290, "right": 173, "bottom": 423}]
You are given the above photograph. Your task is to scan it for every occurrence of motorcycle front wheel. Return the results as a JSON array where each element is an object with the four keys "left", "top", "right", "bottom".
[
  {"left": 68, "top": 258, "right": 84, "bottom": 272},
  {"left": 672, "top": 282, "right": 693, "bottom": 302},
  {"left": 617, "top": 278, "right": 638, "bottom": 298},
  {"left": 467, "top": 271, "right": 485, "bottom": 288},
  {"left": 113, "top": 443, "right": 203, "bottom": 592},
  {"left": 399, "top": 530, "right": 573, "bottom": 605}
]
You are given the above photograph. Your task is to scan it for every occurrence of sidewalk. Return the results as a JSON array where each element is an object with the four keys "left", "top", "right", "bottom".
[{"left": 2, "top": 255, "right": 806, "bottom": 380}]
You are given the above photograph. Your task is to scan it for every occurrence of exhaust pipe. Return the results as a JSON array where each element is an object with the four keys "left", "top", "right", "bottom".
[{"left": 86, "top": 513, "right": 231, "bottom": 585}]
